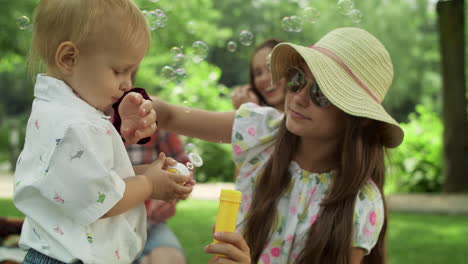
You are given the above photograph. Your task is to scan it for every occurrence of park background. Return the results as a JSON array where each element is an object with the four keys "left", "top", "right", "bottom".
[{"left": 0, "top": 0, "right": 467, "bottom": 263}]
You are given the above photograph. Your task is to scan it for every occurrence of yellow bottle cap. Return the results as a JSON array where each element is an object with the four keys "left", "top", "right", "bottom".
[{"left": 219, "top": 189, "right": 242, "bottom": 203}]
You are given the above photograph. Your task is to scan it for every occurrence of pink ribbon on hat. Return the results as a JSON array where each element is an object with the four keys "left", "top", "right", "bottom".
[{"left": 309, "top": 44, "right": 381, "bottom": 104}]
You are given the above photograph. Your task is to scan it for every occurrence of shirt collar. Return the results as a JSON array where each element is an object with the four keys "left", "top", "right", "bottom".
[{"left": 34, "top": 74, "right": 110, "bottom": 120}]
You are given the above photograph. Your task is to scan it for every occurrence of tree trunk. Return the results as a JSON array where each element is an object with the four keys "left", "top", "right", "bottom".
[{"left": 437, "top": 0, "right": 468, "bottom": 192}]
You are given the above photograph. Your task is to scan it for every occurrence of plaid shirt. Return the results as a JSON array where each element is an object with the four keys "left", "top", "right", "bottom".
[{"left": 126, "top": 130, "right": 190, "bottom": 165}]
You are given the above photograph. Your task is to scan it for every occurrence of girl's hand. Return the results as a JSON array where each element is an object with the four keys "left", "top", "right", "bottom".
[
  {"left": 204, "top": 232, "right": 251, "bottom": 264},
  {"left": 231, "top": 84, "right": 260, "bottom": 109},
  {"left": 119, "top": 92, "right": 157, "bottom": 144}
]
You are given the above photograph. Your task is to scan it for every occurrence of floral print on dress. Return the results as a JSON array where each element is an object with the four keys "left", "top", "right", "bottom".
[
  {"left": 232, "top": 103, "right": 385, "bottom": 262},
  {"left": 53, "top": 193, "right": 64, "bottom": 204}
]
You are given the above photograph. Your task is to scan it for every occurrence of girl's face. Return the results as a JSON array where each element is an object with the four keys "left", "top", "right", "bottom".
[
  {"left": 252, "top": 47, "right": 286, "bottom": 108},
  {"left": 284, "top": 64, "right": 346, "bottom": 140}
]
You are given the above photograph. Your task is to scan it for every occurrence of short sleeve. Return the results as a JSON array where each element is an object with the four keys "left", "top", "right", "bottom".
[
  {"left": 353, "top": 180, "right": 385, "bottom": 254},
  {"left": 29, "top": 122, "right": 125, "bottom": 226},
  {"left": 231, "top": 103, "right": 283, "bottom": 168}
]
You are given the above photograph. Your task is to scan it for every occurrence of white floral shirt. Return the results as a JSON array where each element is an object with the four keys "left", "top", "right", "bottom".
[
  {"left": 232, "top": 103, "right": 384, "bottom": 264},
  {"left": 13, "top": 75, "right": 146, "bottom": 264}
]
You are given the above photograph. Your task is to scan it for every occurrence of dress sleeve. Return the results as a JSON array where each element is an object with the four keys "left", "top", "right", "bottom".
[
  {"left": 231, "top": 103, "right": 283, "bottom": 168},
  {"left": 20, "top": 122, "right": 126, "bottom": 226},
  {"left": 352, "top": 180, "right": 385, "bottom": 254}
]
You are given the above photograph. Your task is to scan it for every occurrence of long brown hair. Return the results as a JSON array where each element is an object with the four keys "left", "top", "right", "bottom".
[
  {"left": 249, "top": 39, "right": 283, "bottom": 106},
  {"left": 243, "top": 115, "right": 388, "bottom": 264}
]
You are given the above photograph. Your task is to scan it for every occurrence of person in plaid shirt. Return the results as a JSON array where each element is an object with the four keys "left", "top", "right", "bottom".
[{"left": 127, "top": 130, "right": 189, "bottom": 264}]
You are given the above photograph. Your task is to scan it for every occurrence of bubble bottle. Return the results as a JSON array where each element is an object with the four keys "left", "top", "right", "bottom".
[
  {"left": 167, "top": 152, "right": 203, "bottom": 183},
  {"left": 213, "top": 189, "right": 242, "bottom": 245}
]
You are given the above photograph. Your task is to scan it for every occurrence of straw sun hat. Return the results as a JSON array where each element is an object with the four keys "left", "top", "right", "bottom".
[{"left": 270, "top": 27, "right": 404, "bottom": 148}]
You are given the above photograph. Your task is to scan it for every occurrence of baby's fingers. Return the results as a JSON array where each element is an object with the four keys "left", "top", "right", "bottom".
[
  {"left": 135, "top": 123, "right": 156, "bottom": 139},
  {"left": 139, "top": 100, "right": 154, "bottom": 116},
  {"left": 128, "top": 92, "right": 144, "bottom": 104},
  {"left": 173, "top": 184, "right": 193, "bottom": 200},
  {"left": 168, "top": 172, "right": 191, "bottom": 185}
]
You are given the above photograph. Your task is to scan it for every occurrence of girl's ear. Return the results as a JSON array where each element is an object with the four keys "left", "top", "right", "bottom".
[{"left": 55, "top": 41, "right": 79, "bottom": 75}]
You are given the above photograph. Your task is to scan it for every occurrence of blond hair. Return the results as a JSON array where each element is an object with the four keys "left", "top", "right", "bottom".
[{"left": 28, "top": 0, "right": 150, "bottom": 78}]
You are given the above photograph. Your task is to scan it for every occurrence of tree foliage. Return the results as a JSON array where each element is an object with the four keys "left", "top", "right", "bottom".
[{"left": 0, "top": 0, "right": 466, "bottom": 185}]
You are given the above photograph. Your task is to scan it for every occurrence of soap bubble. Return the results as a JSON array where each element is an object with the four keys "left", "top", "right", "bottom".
[
  {"left": 185, "top": 143, "right": 202, "bottom": 155},
  {"left": 337, "top": 0, "right": 354, "bottom": 15},
  {"left": 348, "top": 9, "right": 363, "bottom": 24},
  {"left": 301, "top": 7, "right": 320, "bottom": 24},
  {"left": 191, "top": 41, "right": 209, "bottom": 63},
  {"left": 17, "top": 16, "right": 31, "bottom": 30},
  {"left": 174, "top": 68, "right": 187, "bottom": 84},
  {"left": 226, "top": 41, "right": 237, "bottom": 53},
  {"left": 239, "top": 30, "right": 254, "bottom": 46},
  {"left": 281, "top": 16, "right": 303, "bottom": 33},
  {"left": 281, "top": 17, "right": 293, "bottom": 32},
  {"left": 187, "top": 21, "right": 197, "bottom": 34},
  {"left": 161, "top": 66, "right": 175, "bottom": 81},
  {"left": 172, "top": 53, "right": 187, "bottom": 68},
  {"left": 170, "top": 47, "right": 183, "bottom": 55},
  {"left": 147, "top": 9, "right": 167, "bottom": 30}
]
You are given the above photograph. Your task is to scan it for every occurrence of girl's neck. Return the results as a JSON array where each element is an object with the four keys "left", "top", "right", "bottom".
[{"left": 293, "top": 137, "right": 340, "bottom": 173}]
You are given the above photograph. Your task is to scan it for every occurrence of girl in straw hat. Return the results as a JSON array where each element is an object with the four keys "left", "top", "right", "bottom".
[{"left": 128, "top": 27, "right": 403, "bottom": 263}]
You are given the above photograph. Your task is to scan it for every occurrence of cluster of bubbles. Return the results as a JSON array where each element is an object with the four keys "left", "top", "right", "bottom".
[
  {"left": 161, "top": 65, "right": 187, "bottom": 85},
  {"left": 301, "top": 6, "right": 321, "bottom": 24},
  {"left": 17, "top": 16, "right": 31, "bottom": 30},
  {"left": 337, "top": 0, "right": 363, "bottom": 24},
  {"left": 161, "top": 47, "right": 187, "bottom": 85},
  {"left": 224, "top": 30, "right": 254, "bottom": 53},
  {"left": 160, "top": 41, "right": 209, "bottom": 84},
  {"left": 281, "top": 5, "right": 320, "bottom": 33},
  {"left": 144, "top": 9, "right": 168, "bottom": 30}
]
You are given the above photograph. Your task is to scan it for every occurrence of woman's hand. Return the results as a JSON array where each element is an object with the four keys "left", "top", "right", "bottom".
[
  {"left": 205, "top": 232, "right": 251, "bottom": 264},
  {"left": 231, "top": 84, "right": 260, "bottom": 110},
  {"left": 119, "top": 92, "right": 157, "bottom": 144}
]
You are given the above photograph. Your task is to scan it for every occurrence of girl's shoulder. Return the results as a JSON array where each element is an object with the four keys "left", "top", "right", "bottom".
[{"left": 232, "top": 103, "right": 283, "bottom": 167}]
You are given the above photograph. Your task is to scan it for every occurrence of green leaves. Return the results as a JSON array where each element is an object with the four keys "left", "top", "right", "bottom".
[{"left": 386, "top": 105, "right": 443, "bottom": 193}]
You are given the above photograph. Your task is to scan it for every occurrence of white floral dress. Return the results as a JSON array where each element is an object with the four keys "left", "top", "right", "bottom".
[{"left": 232, "top": 103, "right": 384, "bottom": 264}]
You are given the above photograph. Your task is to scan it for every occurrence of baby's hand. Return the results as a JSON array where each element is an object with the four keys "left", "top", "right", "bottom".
[
  {"left": 119, "top": 92, "right": 156, "bottom": 144},
  {"left": 144, "top": 152, "right": 193, "bottom": 201}
]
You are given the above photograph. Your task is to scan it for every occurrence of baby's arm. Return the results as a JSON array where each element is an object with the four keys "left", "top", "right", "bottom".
[
  {"left": 152, "top": 97, "right": 236, "bottom": 144},
  {"left": 102, "top": 153, "right": 192, "bottom": 218},
  {"left": 101, "top": 175, "right": 152, "bottom": 218}
]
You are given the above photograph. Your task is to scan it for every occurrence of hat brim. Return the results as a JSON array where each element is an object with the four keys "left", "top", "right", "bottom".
[{"left": 270, "top": 43, "right": 404, "bottom": 148}]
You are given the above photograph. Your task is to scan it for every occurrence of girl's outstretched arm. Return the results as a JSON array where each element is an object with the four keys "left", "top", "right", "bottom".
[{"left": 152, "top": 97, "right": 236, "bottom": 144}]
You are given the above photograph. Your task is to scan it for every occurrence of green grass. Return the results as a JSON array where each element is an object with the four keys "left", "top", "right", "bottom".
[{"left": 2, "top": 199, "right": 468, "bottom": 264}]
